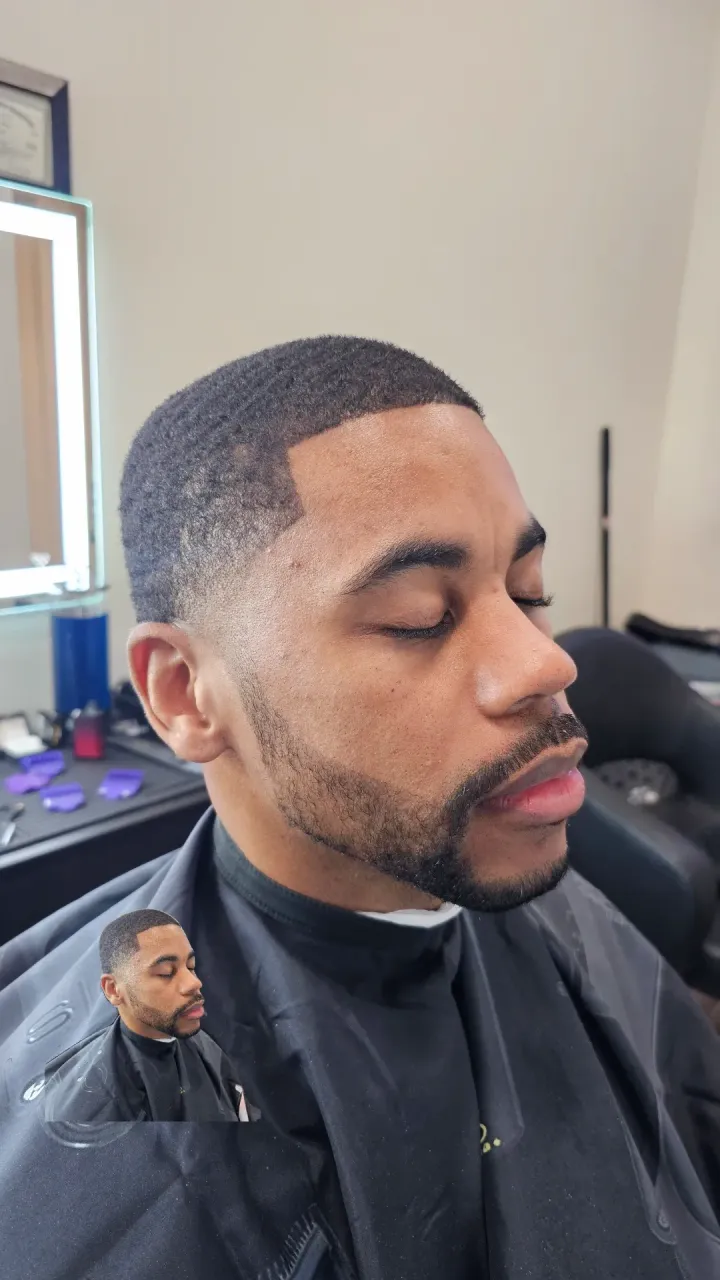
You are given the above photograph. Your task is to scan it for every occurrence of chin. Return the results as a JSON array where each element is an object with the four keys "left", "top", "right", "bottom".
[
  {"left": 491, "top": 852, "right": 569, "bottom": 910},
  {"left": 458, "top": 833, "right": 570, "bottom": 913}
]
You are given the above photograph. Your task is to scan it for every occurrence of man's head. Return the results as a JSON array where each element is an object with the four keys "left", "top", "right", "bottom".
[
  {"left": 99, "top": 910, "right": 205, "bottom": 1040},
  {"left": 121, "top": 336, "right": 587, "bottom": 913}
]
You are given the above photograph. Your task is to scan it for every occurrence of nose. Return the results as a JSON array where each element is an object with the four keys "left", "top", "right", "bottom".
[{"left": 474, "top": 606, "right": 578, "bottom": 719}]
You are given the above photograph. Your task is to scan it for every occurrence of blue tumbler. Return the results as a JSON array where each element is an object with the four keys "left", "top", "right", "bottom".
[{"left": 52, "top": 611, "right": 111, "bottom": 716}]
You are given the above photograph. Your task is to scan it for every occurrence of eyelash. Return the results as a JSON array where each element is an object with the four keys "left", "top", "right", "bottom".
[
  {"left": 158, "top": 970, "right": 196, "bottom": 980},
  {"left": 516, "top": 593, "right": 554, "bottom": 611},
  {"left": 384, "top": 594, "right": 554, "bottom": 640}
]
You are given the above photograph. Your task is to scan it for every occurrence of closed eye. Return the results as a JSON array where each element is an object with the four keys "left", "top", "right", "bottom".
[
  {"left": 382, "top": 594, "right": 553, "bottom": 641},
  {"left": 381, "top": 612, "right": 454, "bottom": 641},
  {"left": 513, "top": 593, "right": 554, "bottom": 611}
]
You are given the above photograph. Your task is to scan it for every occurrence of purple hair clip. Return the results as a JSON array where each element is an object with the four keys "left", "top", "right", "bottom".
[
  {"left": 40, "top": 782, "right": 86, "bottom": 813},
  {"left": 4, "top": 772, "right": 48, "bottom": 795},
  {"left": 98, "top": 769, "right": 144, "bottom": 800},
  {"left": 20, "top": 750, "right": 65, "bottom": 780}
]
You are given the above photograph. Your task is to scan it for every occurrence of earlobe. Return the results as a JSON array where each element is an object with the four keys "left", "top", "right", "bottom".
[{"left": 168, "top": 717, "right": 227, "bottom": 765}]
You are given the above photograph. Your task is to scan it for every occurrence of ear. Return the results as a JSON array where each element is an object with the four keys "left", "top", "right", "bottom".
[
  {"left": 127, "top": 623, "right": 227, "bottom": 763},
  {"left": 100, "top": 975, "right": 121, "bottom": 1008}
]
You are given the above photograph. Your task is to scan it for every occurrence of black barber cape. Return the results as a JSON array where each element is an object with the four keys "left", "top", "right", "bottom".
[
  {"left": 0, "top": 810, "right": 718, "bottom": 1280},
  {"left": 42, "top": 1011, "right": 244, "bottom": 1121}
]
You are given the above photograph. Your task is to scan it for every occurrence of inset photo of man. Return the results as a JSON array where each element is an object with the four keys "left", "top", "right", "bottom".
[{"left": 43, "top": 910, "right": 257, "bottom": 1122}]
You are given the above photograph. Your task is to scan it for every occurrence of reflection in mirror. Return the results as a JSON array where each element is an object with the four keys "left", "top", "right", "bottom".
[
  {"left": 0, "top": 228, "right": 62, "bottom": 570},
  {"left": 0, "top": 182, "right": 102, "bottom": 608}
]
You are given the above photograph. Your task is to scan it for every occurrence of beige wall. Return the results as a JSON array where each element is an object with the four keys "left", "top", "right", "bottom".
[
  {"left": 0, "top": 0, "right": 718, "bottom": 712},
  {"left": 642, "top": 29, "right": 720, "bottom": 629}
]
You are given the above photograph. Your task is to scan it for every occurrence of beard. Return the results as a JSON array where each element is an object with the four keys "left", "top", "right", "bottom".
[
  {"left": 125, "top": 993, "right": 199, "bottom": 1039},
  {"left": 241, "top": 674, "right": 587, "bottom": 912}
]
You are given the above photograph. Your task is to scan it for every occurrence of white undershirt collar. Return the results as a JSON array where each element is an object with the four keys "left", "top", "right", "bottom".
[{"left": 359, "top": 901, "right": 463, "bottom": 928}]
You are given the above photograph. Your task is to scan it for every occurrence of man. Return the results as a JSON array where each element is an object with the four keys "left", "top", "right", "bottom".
[
  {"left": 0, "top": 336, "right": 718, "bottom": 1280},
  {"left": 41, "top": 910, "right": 250, "bottom": 1121}
]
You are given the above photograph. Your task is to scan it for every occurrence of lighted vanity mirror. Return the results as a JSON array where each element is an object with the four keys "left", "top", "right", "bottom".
[{"left": 0, "top": 180, "right": 103, "bottom": 609}]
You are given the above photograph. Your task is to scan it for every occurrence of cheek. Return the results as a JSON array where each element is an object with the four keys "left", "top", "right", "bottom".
[{"left": 272, "top": 642, "right": 472, "bottom": 786}]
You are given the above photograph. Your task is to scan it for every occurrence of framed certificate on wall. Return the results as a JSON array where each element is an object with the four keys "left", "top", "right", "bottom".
[{"left": 0, "top": 58, "right": 70, "bottom": 194}]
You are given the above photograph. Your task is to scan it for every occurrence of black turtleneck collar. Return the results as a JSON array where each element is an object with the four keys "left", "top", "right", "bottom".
[
  {"left": 119, "top": 1018, "right": 178, "bottom": 1058},
  {"left": 212, "top": 818, "right": 461, "bottom": 962}
]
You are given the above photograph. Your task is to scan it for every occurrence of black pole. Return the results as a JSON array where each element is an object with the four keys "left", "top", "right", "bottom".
[{"left": 600, "top": 426, "right": 611, "bottom": 627}]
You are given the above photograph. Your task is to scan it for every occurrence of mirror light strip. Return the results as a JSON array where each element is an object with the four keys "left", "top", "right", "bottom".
[{"left": 50, "top": 212, "right": 90, "bottom": 588}]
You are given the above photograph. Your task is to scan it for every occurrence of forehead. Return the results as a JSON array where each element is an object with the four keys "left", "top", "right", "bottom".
[
  {"left": 284, "top": 404, "right": 527, "bottom": 573},
  {"left": 135, "top": 924, "right": 188, "bottom": 957}
]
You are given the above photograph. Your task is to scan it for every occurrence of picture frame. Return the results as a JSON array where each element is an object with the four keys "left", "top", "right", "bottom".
[{"left": 0, "top": 58, "right": 71, "bottom": 194}]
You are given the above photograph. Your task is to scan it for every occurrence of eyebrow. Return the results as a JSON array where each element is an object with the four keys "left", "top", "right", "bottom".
[
  {"left": 148, "top": 951, "right": 195, "bottom": 969},
  {"left": 340, "top": 517, "right": 547, "bottom": 597},
  {"left": 340, "top": 540, "right": 470, "bottom": 597},
  {"left": 512, "top": 516, "right": 546, "bottom": 562}
]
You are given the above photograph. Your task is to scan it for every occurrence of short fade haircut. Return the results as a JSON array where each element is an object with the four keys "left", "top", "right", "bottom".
[
  {"left": 99, "top": 909, "right": 181, "bottom": 980},
  {"left": 120, "top": 335, "right": 481, "bottom": 624}
]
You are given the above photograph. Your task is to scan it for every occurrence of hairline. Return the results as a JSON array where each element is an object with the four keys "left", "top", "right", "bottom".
[{"left": 168, "top": 401, "right": 489, "bottom": 630}]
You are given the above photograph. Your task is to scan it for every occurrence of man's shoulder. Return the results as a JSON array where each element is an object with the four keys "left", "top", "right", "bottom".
[
  {"left": 465, "top": 869, "right": 668, "bottom": 1040},
  {"left": 44, "top": 1023, "right": 113, "bottom": 1076},
  {"left": 40, "top": 1019, "right": 146, "bottom": 1123},
  {"left": 512, "top": 869, "right": 674, "bottom": 1058},
  {"left": 526, "top": 867, "right": 655, "bottom": 957},
  {"left": 517, "top": 866, "right": 666, "bottom": 994},
  {"left": 190, "top": 1027, "right": 243, "bottom": 1080},
  {"left": 190, "top": 1026, "right": 227, "bottom": 1070},
  {"left": 462, "top": 867, "right": 637, "bottom": 961}
]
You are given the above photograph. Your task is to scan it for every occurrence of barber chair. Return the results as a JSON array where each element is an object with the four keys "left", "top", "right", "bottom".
[{"left": 555, "top": 627, "right": 720, "bottom": 998}]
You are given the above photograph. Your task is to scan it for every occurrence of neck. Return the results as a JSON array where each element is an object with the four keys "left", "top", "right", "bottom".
[
  {"left": 120, "top": 1010, "right": 175, "bottom": 1041},
  {"left": 206, "top": 778, "right": 443, "bottom": 914}
]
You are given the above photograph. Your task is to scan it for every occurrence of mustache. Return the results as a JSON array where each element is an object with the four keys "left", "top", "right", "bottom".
[{"left": 444, "top": 711, "right": 588, "bottom": 835}]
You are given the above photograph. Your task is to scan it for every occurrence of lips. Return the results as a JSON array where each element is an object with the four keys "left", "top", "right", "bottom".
[
  {"left": 485, "top": 743, "right": 587, "bottom": 802},
  {"left": 183, "top": 1003, "right": 205, "bottom": 1018},
  {"left": 479, "top": 743, "right": 587, "bottom": 823}
]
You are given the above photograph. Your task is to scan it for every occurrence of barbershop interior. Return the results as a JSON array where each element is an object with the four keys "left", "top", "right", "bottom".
[{"left": 1, "top": 4, "right": 720, "bottom": 1277}]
